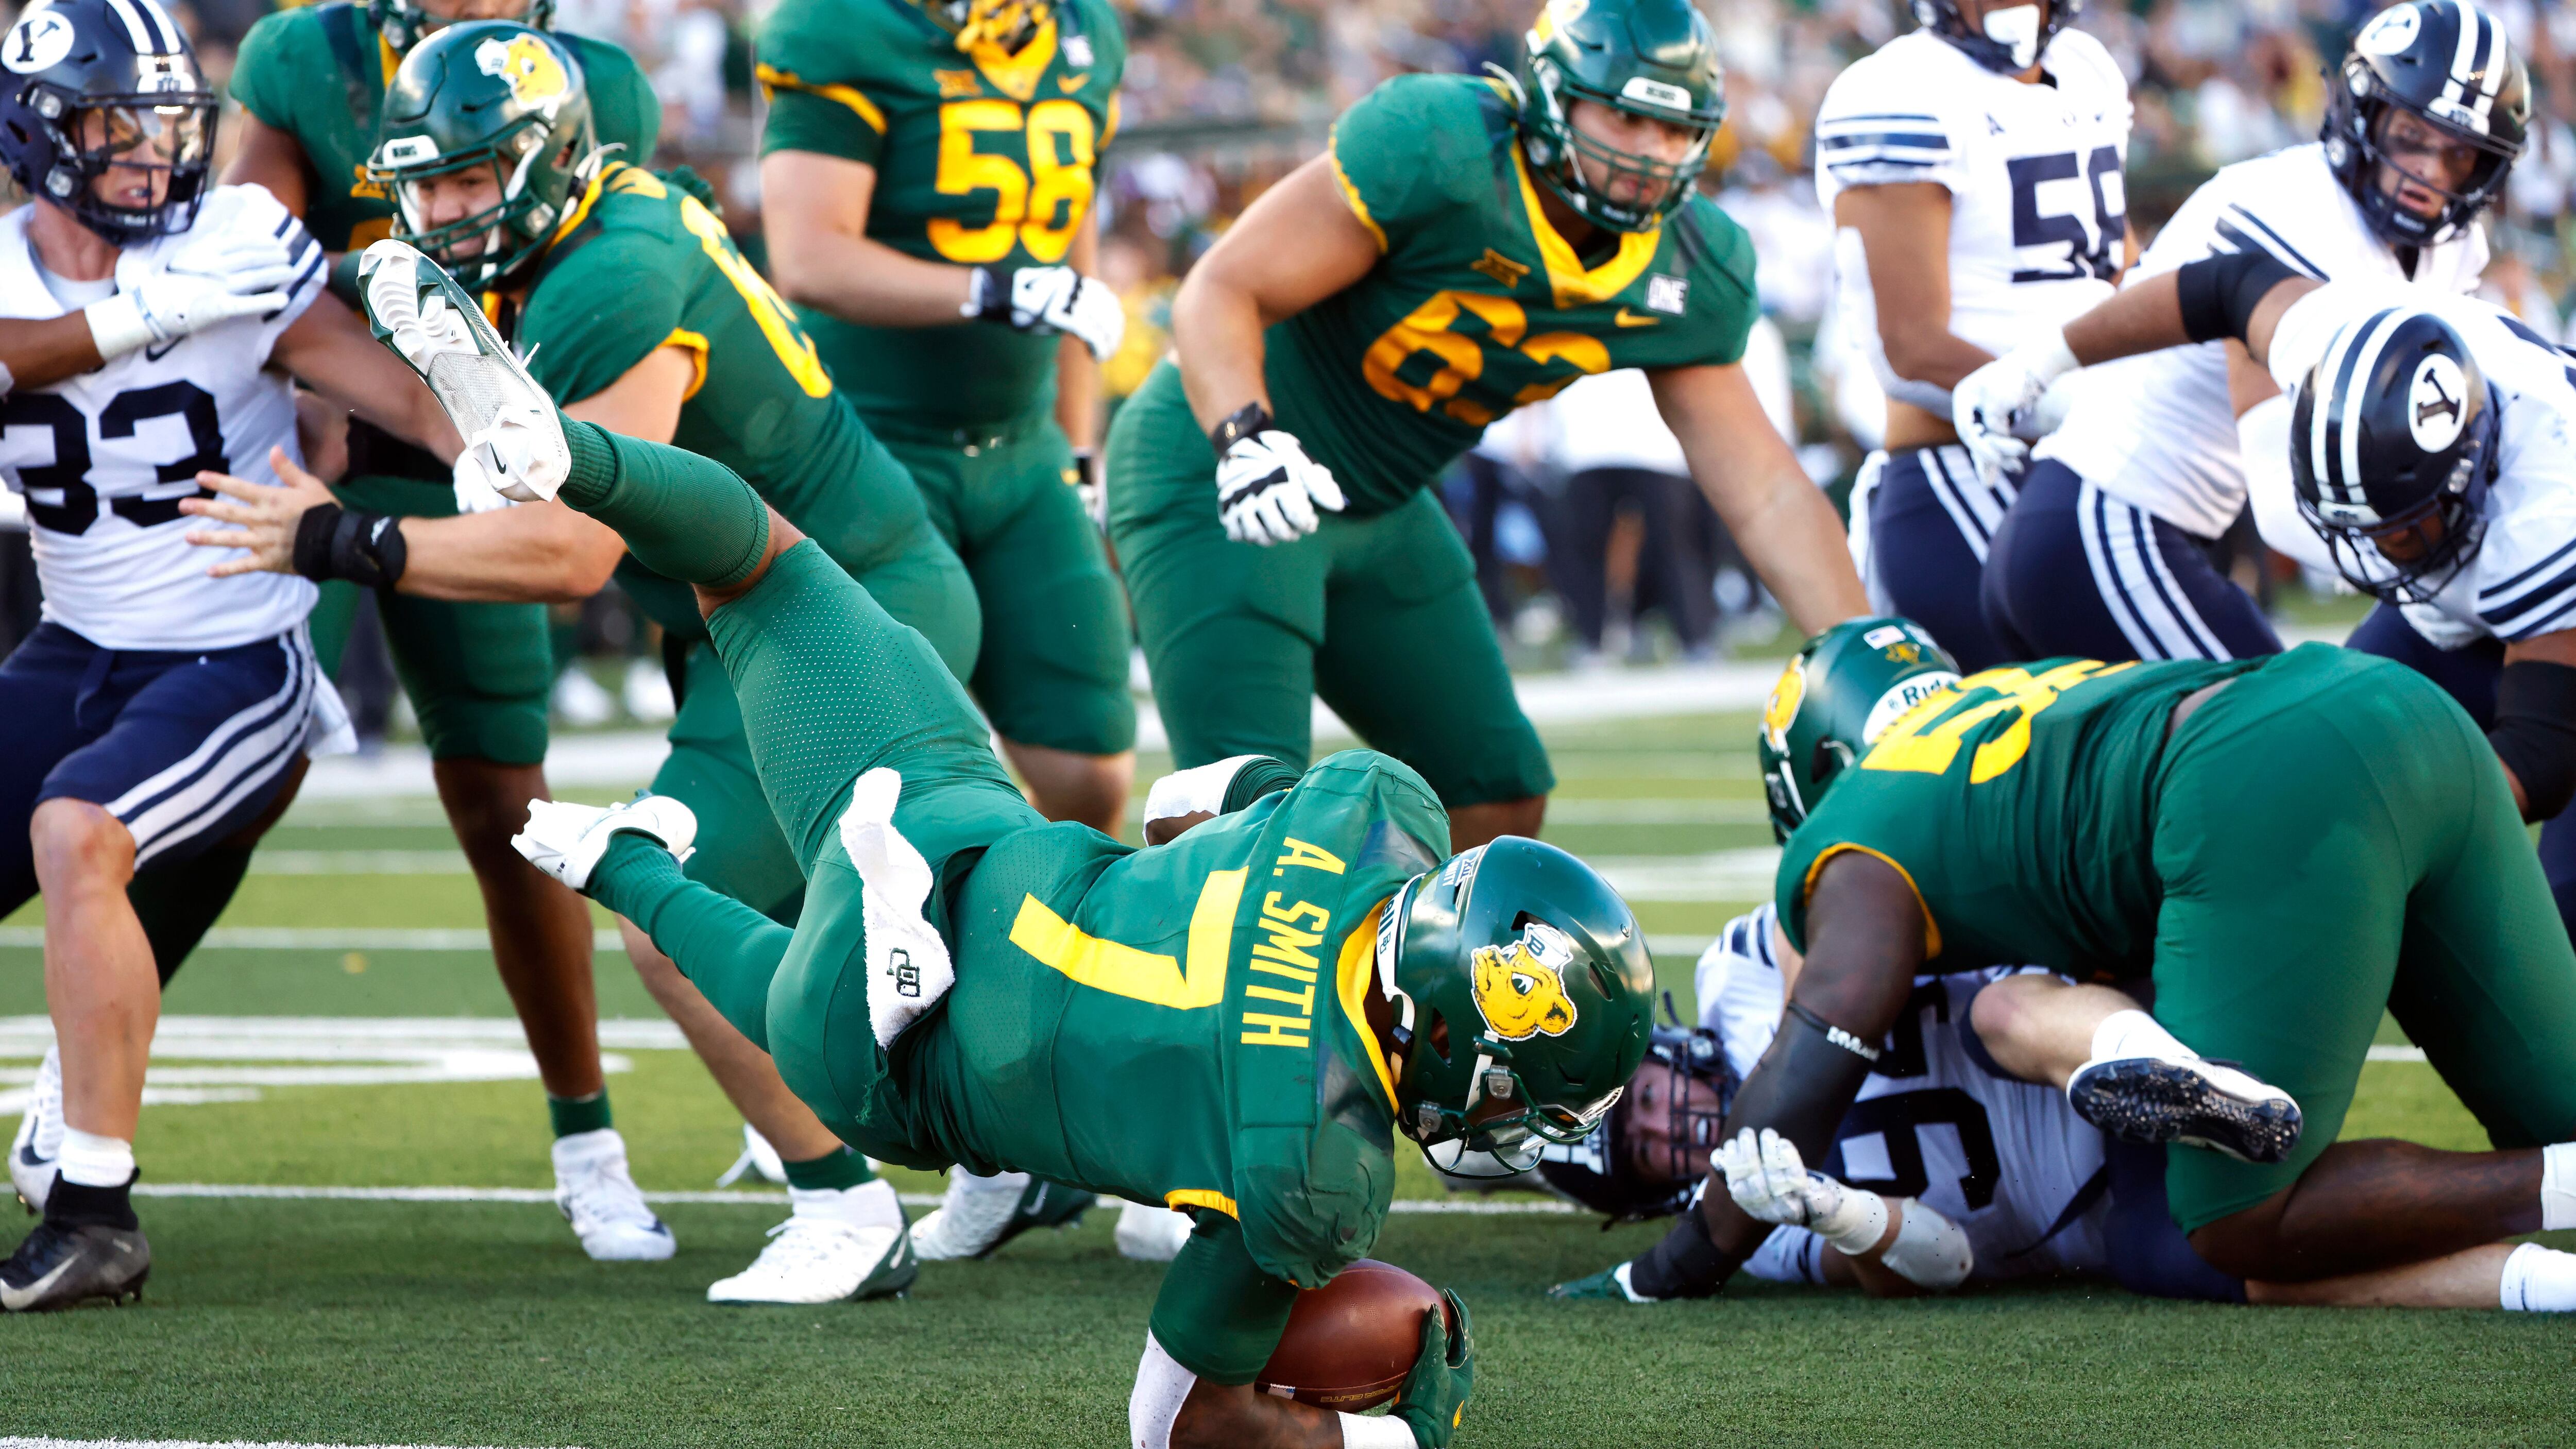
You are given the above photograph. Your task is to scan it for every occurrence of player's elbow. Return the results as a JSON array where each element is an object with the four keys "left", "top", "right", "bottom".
[
  {"left": 765, "top": 238, "right": 826, "bottom": 309},
  {"left": 1877, "top": 319, "right": 1955, "bottom": 387}
]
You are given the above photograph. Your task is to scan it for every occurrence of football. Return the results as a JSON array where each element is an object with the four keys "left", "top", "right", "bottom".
[{"left": 1252, "top": 1259, "right": 1450, "bottom": 1411}]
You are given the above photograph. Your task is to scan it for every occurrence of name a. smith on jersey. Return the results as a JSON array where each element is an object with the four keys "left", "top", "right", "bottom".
[{"left": 1242, "top": 837, "right": 1350, "bottom": 1050}]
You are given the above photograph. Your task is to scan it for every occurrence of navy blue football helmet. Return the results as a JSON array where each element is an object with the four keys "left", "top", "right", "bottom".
[
  {"left": 1911, "top": 0, "right": 2084, "bottom": 75},
  {"left": 0, "top": 0, "right": 215, "bottom": 243},
  {"left": 2323, "top": 1, "right": 2527, "bottom": 249}
]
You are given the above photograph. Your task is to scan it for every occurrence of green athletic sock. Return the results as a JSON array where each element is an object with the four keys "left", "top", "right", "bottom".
[
  {"left": 128, "top": 841, "right": 255, "bottom": 987},
  {"left": 549, "top": 1090, "right": 613, "bottom": 1138},
  {"left": 589, "top": 833, "right": 794, "bottom": 1051},
  {"left": 558, "top": 419, "right": 769, "bottom": 588},
  {"left": 782, "top": 1146, "right": 874, "bottom": 1192}
]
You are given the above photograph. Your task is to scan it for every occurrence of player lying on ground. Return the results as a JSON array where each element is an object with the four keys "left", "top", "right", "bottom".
[
  {"left": 0, "top": 0, "right": 464, "bottom": 1310},
  {"left": 181, "top": 19, "right": 1071, "bottom": 1298},
  {"left": 1560, "top": 617, "right": 2576, "bottom": 1302},
  {"left": 353, "top": 236, "right": 1660, "bottom": 1447},
  {"left": 1546, "top": 903, "right": 2576, "bottom": 1310},
  {"left": 1957, "top": 249, "right": 2576, "bottom": 939},
  {"left": 1108, "top": 0, "right": 1868, "bottom": 854}
]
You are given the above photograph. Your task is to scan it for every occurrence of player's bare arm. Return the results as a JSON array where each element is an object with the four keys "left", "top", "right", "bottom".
[
  {"left": 1649, "top": 363, "right": 1870, "bottom": 632},
  {"left": 1835, "top": 181, "right": 1992, "bottom": 448},
  {"left": 268, "top": 292, "right": 466, "bottom": 459},
  {"left": 218, "top": 110, "right": 311, "bottom": 218},
  {"left": 1167, "top": 155, "right": 1382, "bottom": 432},
  {"left": 761, "top": 151, "right": 977, "bottom": 323}
]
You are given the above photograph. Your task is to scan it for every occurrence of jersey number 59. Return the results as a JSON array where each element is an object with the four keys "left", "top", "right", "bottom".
[{"left": 2009, "top": 146, "right": 2125, "bottom": 285}]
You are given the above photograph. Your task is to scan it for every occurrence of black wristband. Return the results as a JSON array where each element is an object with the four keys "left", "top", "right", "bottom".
[
  {"left": 1626, "top": 1195, "right": 1731, "bottom": 1300},
  {"left": 291, "top": 502, "right": 408, "bottom": 588},
  {"left": 1070, "top": 448, "right": 1099, "bottom": 492},
  {"left": 2490, "top": 659, "right": 2576, "bottom": 820},
  {"left": 326, "top": 249, "right": 366, "bottom": 308},
  {"left": 2174, "top": 250, "right": 2303, "bottom": 345},
  {"left": 1209, "top": 401, "right": 1273, "bottom": 456},
  {"left": 967, "top": 265, "right": 1012, "bottom": 323}
]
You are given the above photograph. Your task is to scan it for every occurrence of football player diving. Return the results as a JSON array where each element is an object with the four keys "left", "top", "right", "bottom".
[
  {"left": 343, "top": 235, "right": 1661, "bottom": 1449},
  {"left": 182, "top": 21, "right": 996, "bottom": 1303},
  {"left": 1547, "top": 898, "right": 2576, "bottom": 1311},
  {"left": 126, "top": 0, "right": 672, "bottom": 1258},
  {"left": 0, "top": 0, "right": 466, "bottom": 1308},
  {"left": 1556, "top": 615, "right": 2576, "bottom": 1304},
  {"left": 1104, "top": 0, "right": 1868, "bottom": 858},
  {"left": 1956, "top": 237, "right": 2576, "bottom": 941},
  {"left": 752, "top": 0, "right": 1179, "bottom": 1264}
]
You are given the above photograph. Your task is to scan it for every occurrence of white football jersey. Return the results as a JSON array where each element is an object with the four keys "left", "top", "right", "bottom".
[
  {"left": 2038, "top": 144, "right": 2488, "bottom": 539},
  {"left": 1814, "top": 27, "right": 2132, "bottom": 416},
  {"left": 1697, "top": 906, "right": 2110, "bottom": 1284},
  {"left": 0, "top": 184, "right": 326, "bottom": 651},
  {"left": 2264, "top": 282, "right": 2576, "bottom": 648}
]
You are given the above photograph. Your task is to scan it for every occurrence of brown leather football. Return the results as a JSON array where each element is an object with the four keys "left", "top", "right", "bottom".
[{"left": 1251, "top": 1259, "right": 1449, "bottom": 1411}]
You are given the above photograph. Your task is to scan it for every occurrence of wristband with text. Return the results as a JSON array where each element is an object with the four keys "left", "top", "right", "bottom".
[{"left": 1209, "top": 401, "right": 1273, "bottom": 456}]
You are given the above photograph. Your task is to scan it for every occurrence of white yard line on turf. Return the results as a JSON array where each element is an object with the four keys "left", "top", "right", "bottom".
[
  {"left": 0, "top": 1440, "right": 581, "bottom": 1449},
  {"left": 0, "top": 926, "right": 1725, "bottom": 955},
  {"left": 130, "top": 1183, "right": 1580, "bottom": 1214}
]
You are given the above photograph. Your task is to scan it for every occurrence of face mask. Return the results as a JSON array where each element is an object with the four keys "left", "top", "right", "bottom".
[{"left": 1982, "top": 3, "right": 2043, "bottom": 70}]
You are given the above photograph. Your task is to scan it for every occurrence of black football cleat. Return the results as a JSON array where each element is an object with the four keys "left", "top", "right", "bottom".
[
  {"left": 2067, "top": 1055, "right": 2303, "bottom": 1165},
  {"left": 0, "top": 1219, "right": 149, "bottom": 1311}
]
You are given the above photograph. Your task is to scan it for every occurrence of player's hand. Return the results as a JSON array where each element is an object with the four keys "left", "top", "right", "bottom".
[
  {"left": 1952, "top": 332, "right": 2079, "bottom": 480},
  {"left": 85, "top": 228, "right": 297, "bottom": 359},
  {"left": 512, "top": 795, "right": 698, "bottom": 893},
  {"left": 181, "top": 446, "right": 333, "bottom": 577},
  {"left": 966, "top": 264, "right": 1124, "bottom": 360},
  {"left": 1216, "top": 429, "right": 1344, "bottom": 545},
  {"left": 1548, "top": 1261, "right": 1663, "bottom": 1303},
  {"left": 1391, "top": 1288, "right": 1473, "bottom": 1448},
  {"left": 1716, "top": 1128, "right": 1887, "bottom": 1254}
]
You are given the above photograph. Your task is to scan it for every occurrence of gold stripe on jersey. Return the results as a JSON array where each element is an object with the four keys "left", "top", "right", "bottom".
[
  {"left": 1336, "top": 900, "right": 1400, "bottom": 1110},
  {"left": 1507, "top": 145, "right": 1658, "bottom": 309},
  {"left": 662, "top": 328, "right": 710, "bottom": 399},
  {"left": 1327, "top": 138, "right": 1388, "bottom": 254},
  {"left": 1800, "top": 843, "right": 1944, "bottom": 958},
  {"left": 1165, "top": 1188, "right": 1239, "bottom": 1219},
  {"left": 754, "top": 62, "right": 887, "bottom": 133}
]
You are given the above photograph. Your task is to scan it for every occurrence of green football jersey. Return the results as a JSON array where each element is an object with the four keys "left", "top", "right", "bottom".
[
  {"left": 756, "top": 0, "right": 1125, "bottom": 428},
  {"left": 902, "top": 748, "right": 1447, "bottom": 1288},
  {"left": 230, "top": 3, "right": 660, "bottom": 253},
  {"left": 1774, "top": 655, "right": 2264, "bottom": 977},
  {"left": 1269, "top": 72, "right": 1759, "bottom": 516},
  {"left": 508, "top": 163, "right": 937, "bottom": 638}
]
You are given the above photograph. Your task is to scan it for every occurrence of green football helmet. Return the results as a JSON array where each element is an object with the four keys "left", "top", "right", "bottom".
[
  {"left": 1758, "top": 617, "right": 1963, "bottom": 843},
  {"left": 369, "top": 0, "right": 559, "bottom": 56},
  {"left": 367, "top": 21, "right": 597, "bottom": 292},
  {"left": 1515, "top": 0, "right": 1727, "bottom": 232},
  {"left": 1378, "top": 837, "right": 1656, "bottom": 1177}
]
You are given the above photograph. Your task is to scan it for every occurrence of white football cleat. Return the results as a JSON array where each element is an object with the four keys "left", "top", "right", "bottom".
[
  {"left": 512, "top": 795, "right": 698, "bottom": 893},
  {"left": 911, "top": 1170, "right": 1093, "bottom": 1260},
  {"left": 2067, "top": 1054, "right": 2302, "bottom": 1165},
  {"left": 706, "top": 1181, "right": 917, "bottom": 1304},
  {"left": 358, "top": 238, "right": 570, "bottom": 503},
  {"left": 552, "top": 1128, "right": 675, "bottom": 1261},
  {"left": 714, "top": 1122, "right": 789, "bottom": 1188},
  {"left": 1113, "top": 1200, "right": 1193, "bottom": 1263},
  {"left": 10, "top": 1045, "right": 62, "bottom": 1215}
]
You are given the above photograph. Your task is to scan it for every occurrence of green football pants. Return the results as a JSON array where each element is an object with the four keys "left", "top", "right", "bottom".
[
  {"left": 1105, "top": 362, "right": 1551, "bottom": 809},
  {"left": 873, "top": 413, "right": 1134, "bottom": 756},
  {"left": 2149, "top": 644, "right": 2576, "bottom": 1231}
]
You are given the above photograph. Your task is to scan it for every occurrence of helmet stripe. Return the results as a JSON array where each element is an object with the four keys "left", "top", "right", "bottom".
[
  {"left": 2337, "top": 309, "right": 2410, "bottom": 506},
  {"left": 132, "top": 0, "right": 184, "bottom": 53},
  {"left": 100, "top": 0, "right": 161, "bottom": 54}
]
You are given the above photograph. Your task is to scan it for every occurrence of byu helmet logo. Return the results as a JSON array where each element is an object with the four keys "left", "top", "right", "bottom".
[
  {"left": 2359, "top": 5, "right": 2421, "bottom": 56},
  {"left": 4, "top": 11, "right": 73, "bottom": 74},
  {"left": 2409, "top": 353, "right": 2468, "bottom": 452},
  {"left": 1470, "top": 920, "right": 1580, "bottom": 1042}
]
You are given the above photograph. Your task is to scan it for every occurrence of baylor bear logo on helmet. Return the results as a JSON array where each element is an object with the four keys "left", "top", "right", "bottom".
[
  {"left": 477, "top": 32, "right": 569, "bottom": 112},
  {"left": 1470, "top": 920, "right": 1580, "bottom": 1042},
  {"left": 1761, "top": 656, "right": 1806, "bottom": 755}
]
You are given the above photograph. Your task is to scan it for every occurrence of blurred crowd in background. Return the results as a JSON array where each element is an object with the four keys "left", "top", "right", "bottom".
[{"left": 5, "top": 0, "right": 2575, "bottom": 719}]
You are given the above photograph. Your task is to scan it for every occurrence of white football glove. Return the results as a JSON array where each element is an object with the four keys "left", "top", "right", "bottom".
[
  {"left": 837, "top": 767, "right": 956, "bottom": 1050},
  {"left": 1216, "top": 429, "right": 1345, "bottom": 546},
  {"left": 966, "top": 264, "right": 1124, "bottom": 361},
  {"left": 512, "top": 795, "right": 698, "bottom": 893},
  {"left": 1715, "top": 1127, "right": 1889, "bottom": 1255},
  {"left": 1141, "top": 755, "right": 1268, "bottom": 834},
  {"left": 1952, "top": 333, "right": 2080, "bottom": 481},
  {"left": 85, "top": 228, "right": 298, "bottom": 360}
]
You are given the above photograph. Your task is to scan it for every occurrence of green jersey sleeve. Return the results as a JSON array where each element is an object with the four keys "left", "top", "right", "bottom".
[
  {"left": 1665, "top": 196, "right": 1760, "bottom": 368},
  {"left": 1326, "top": 73, "right": 1497, "bottom": 256},
  {"left": 1147, "top": 1212, "right": 1301, "bottom": 1385},
  {"left": 568, "top": 36, "right": 664, "bottom": 166},
  {"left": 752, "top": 0, "right": 895, "bottom": 166},
  {"left": 520, "top": 229, "right": 691, "bottom": 406},
  {"left": 228, "top": 6, "right": 321, "bottom": 133}
]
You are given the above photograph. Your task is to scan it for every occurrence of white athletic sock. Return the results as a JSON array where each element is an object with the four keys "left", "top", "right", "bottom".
[
  {"left": 2540, "top": 1143, "right": 2576, "bottom": 1231},
  {"left": 792, "top": 1179, "right": 901, "bottom": 1232},
  {"left": 2090, "top": 1009, "right": 2198, "bottom": 1065},
  {"left": 57, "top": 1126, "right": 134, "bottom": 1188},
  {"left": 954, "top": 1168, "right": 1029, "bottom": 1195},
  {"left": 2499, "top": 1242, "right": 2576, "bottom": 1311}
]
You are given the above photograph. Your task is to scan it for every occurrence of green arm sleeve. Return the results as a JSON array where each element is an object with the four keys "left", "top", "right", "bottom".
[
  {"left": 1674, "top": 204, "right": 1760, "bottom": 368},
  {"left": 522, "top": 234, "right": 690, "bottom": 407},
  {"left": 1223, "top": 758, "right": 1306, "bottom": 814},
  {"left": 588, "top": 834, "right": 794, "bottom": 1050},
  {"left": 1147, "top": 1212, "right": 1302, "bottom": 1386}
]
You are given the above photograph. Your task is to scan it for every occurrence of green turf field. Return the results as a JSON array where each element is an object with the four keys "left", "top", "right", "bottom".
[{"left": 1, "top": 708, "right": 2568, "bottom": 1448}]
